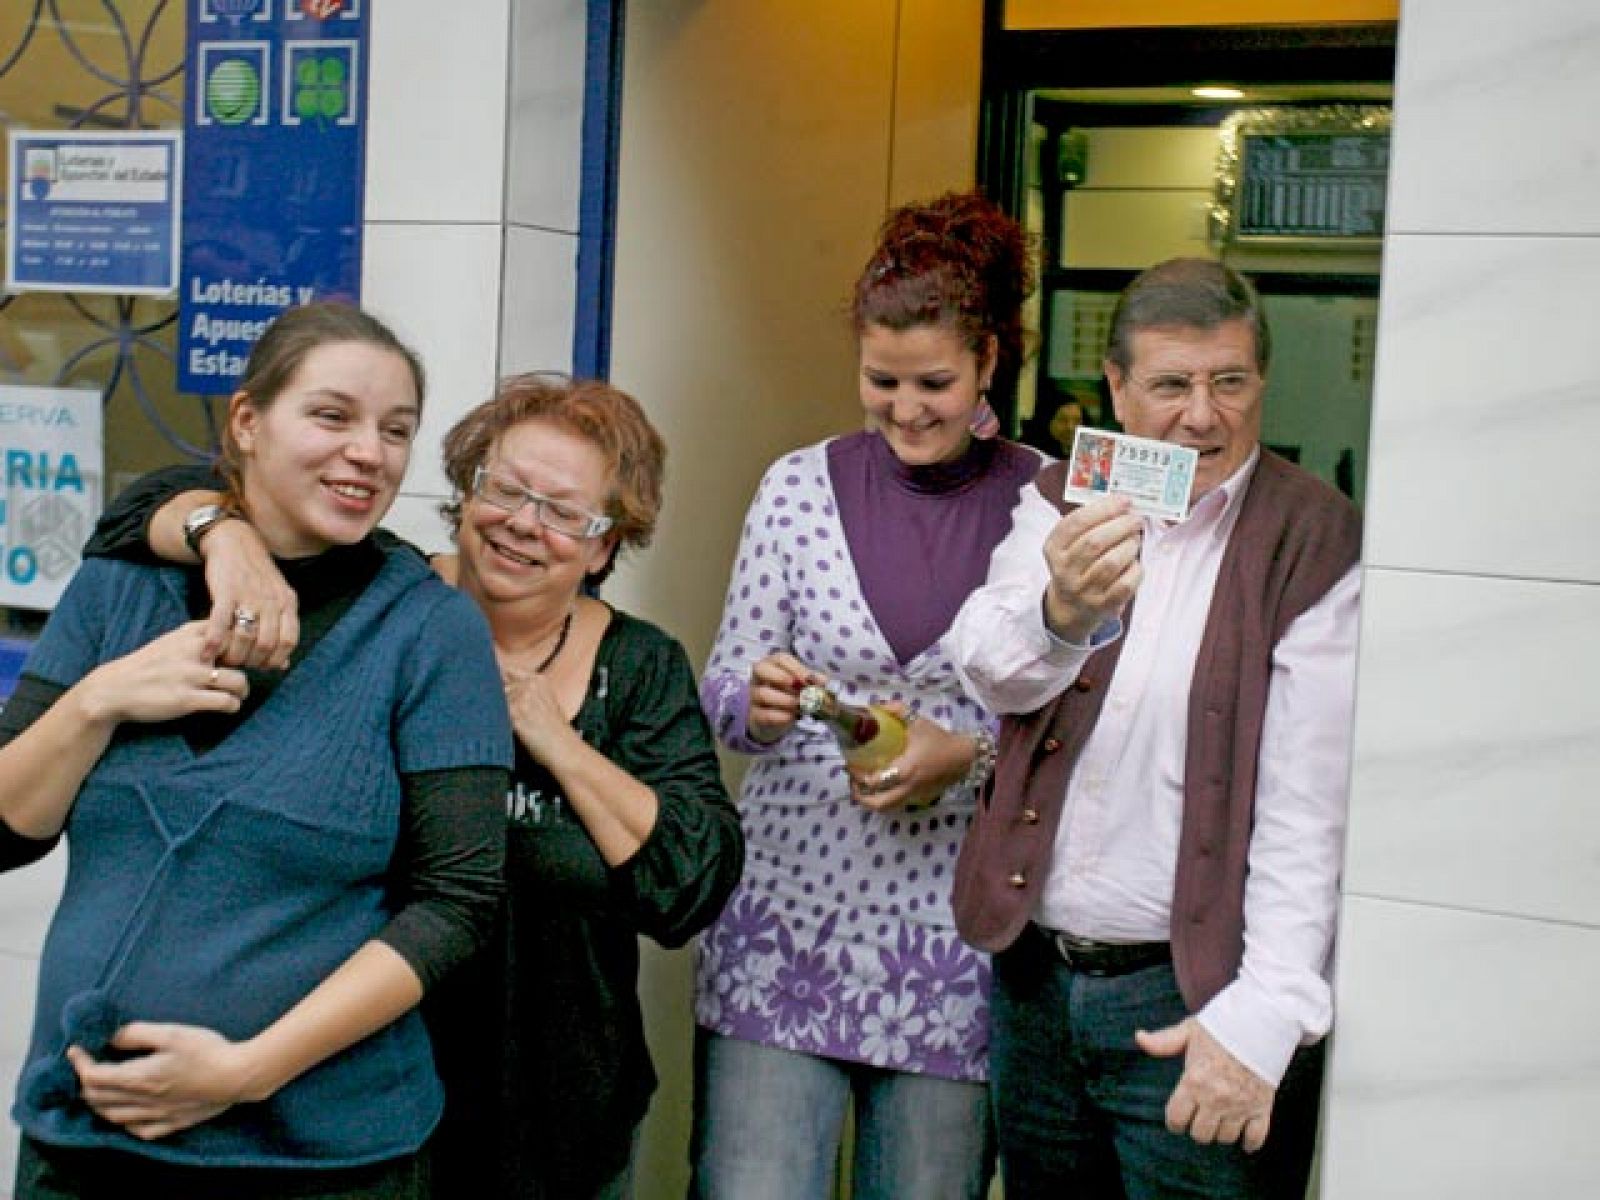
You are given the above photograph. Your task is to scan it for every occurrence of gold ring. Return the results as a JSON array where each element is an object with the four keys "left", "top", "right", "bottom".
[
  {"left": 208, "top": 667, "right": 220, "bottom": 687},
  {"left": 233, "top": 607, "right": 258, "bottom": 629}
]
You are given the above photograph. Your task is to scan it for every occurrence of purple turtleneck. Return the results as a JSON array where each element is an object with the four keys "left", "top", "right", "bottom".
[{"left": 827, "top": 429, "right": 1043, "bottom": 666}]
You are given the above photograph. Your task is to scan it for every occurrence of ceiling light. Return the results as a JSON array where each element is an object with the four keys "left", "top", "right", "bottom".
[{"left": 1192, "top": 85, "right": 1245, "bottom": 101}]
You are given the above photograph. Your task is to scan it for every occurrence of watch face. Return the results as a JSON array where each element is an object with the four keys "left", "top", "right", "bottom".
[
  {"left": 184, "top": 504, "right": 229, "bottom": 548},
  {"left": 185, "top": 504, "right": 217, "bottom": 528}
]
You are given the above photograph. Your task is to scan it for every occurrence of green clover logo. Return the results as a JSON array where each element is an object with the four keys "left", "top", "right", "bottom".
[{"left": 294, "top": 54, "right": 348, "bottom": 121}]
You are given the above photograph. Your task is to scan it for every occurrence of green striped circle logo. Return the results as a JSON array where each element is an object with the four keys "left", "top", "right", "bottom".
[{"left": 206, "top": 58, "right": 261, "bottom": 125}]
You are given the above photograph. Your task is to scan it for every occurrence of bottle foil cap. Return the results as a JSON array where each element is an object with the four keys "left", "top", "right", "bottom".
[{"left": 796, "top": 684, "right": 829, "bottom": 717}]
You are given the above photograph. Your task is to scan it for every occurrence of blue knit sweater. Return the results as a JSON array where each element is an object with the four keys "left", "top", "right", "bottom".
[{"left": 11, "top": 546, "right": 512, "bottom": 1168}]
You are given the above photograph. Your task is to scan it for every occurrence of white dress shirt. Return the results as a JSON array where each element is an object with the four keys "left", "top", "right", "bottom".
[{"left": 949, "top": 449, "right": 1361, "bottom": 1086}]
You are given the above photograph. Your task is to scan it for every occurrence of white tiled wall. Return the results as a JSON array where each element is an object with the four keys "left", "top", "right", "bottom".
[
  {"left": 500, "top": 224, "right": 578, "bottom": 375},
  {"left": 363, "top": 220, "right": 507, "bottom": 500},
  {"left": 1322, "top": 2, "right": 1600, "bottom": 1195},
  {"left": 1383, "top": 0, "right": 1600, "bottom": 236},
  {"left": 500, "top": 0, "right": 584, "bottom": 383},
  {"left": 507, "top": 0, "right": 587, "bottom": 235},
  {"left": 1342, "top": 570, "right": 1600, "bottom": 925},
  {"left": 1362, "top": 236, "right": 1600, "bottom": 582},
  {"left": 365, "top": 0, "right": 512, "bottom": 226},
  {"left": 1323, "top": 899, "right": 1600, "bottom": 1198},
  {"left": 364, "top": 0, "right": 515, "bottom": 521}
]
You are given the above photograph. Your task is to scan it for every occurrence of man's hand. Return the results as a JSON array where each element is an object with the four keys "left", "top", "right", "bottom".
[
  {"left": 1042, "top": 496, "right": 1143, "bottom": 643},
  {"left": 1135, "top": 1018, "right": 1275, "bottom": 1152}
]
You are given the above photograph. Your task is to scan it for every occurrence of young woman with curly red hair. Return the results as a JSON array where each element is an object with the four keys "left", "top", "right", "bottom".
[{"left": 691, "top": 192, "right": 1047, "bottom": 1200}]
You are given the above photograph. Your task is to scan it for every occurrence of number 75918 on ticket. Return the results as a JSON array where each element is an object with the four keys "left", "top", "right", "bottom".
[{"left": 1063, "top": 426, "right": 1198, "bottom": 522}]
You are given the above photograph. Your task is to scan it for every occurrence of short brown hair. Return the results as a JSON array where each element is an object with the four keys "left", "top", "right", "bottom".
[
  {"left": 440, "top": 373, "right": 666, "bottom": 582},
  {"left": 220, "top": 302, "right": 425, "bottom": 494},
  {"left": 1105, "top": 258, "right": 1270, "bottom": 374}
]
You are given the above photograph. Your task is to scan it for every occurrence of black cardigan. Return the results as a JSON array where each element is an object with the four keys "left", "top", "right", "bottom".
[{"left": 425, "top": 608, "right": 743, "bottom": 1199}]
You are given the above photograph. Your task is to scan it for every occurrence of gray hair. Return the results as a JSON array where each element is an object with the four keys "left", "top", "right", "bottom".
[{"left": 1104, "top": 258, "right": 1270, "bottom": 374}]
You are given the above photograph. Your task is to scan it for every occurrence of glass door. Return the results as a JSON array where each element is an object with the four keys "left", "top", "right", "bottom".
[{"left": 978, "top": 17, "right": 1397, "bottom": 506}]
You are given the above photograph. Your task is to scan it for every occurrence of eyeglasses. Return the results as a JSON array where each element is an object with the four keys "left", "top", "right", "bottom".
[
  {"left": 1134, "top": 370, "right": 1259, "bottom": 408},
  {"left": 471, "top": 466, "right": 614, "bottom": 538}
]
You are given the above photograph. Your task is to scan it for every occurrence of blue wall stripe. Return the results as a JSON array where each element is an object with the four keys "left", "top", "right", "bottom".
[{"left": 572, "top": 0, "right": 625, "bottom": 379}]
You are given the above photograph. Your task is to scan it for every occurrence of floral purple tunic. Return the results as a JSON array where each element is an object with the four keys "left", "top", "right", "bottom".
[{"left": 695, "top": 433, "right": 1042, "bottom": 1081}]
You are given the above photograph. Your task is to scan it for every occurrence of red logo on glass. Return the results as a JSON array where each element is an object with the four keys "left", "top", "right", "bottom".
[{"left": 299, "top": 0, "right": 346, "bottom": 18}]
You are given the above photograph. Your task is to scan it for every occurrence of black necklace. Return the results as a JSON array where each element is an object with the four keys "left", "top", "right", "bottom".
[{"left": 534, "top": 610, "right": 573, "bottom": 673}]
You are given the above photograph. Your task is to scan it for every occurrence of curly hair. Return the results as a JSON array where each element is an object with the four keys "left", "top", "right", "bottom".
[
  {"left": 440, "top": 373, "right": 666, "bottom": 584},
  {"left": 849, "top": 190, "right": 1037, "bottom": 402}
]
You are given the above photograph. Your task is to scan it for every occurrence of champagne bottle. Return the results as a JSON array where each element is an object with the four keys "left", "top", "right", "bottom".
[{"left": 797, "top": 683, "right": 908, "bottom": 772}]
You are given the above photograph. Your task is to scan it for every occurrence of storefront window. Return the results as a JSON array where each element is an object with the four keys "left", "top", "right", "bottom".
[{"left": 1, "top": 4, "right": 207, "bottom": 659}]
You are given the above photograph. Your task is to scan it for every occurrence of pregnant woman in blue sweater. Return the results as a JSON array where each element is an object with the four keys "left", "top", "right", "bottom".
[{"left": 0, "top": 303, "right": 512, "bottom": 1199}]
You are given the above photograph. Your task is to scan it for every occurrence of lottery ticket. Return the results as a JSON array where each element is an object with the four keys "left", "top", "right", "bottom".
[{"left": 1063, "top": 426, "right": 1198, "bottom": 521}]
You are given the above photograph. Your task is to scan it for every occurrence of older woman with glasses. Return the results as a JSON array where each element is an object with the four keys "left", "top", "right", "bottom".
[{"left": 80, "top": 372, "right": 745, "bottom": 1199}]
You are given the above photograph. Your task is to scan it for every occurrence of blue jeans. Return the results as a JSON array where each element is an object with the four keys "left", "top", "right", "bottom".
[
  {"left": 990, "top": 926, "right": 1325, "bottom": 1200},
  {"left": 689, "top": 1030, "right": 996, "bottom": 1200}
]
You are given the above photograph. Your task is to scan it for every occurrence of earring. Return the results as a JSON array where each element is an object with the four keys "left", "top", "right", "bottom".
[{"left": 969, "top": 386, "right": 999, "bottom": 440}]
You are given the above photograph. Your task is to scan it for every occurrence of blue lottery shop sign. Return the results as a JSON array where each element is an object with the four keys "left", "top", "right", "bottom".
[{"left": 180, "top": 0, "right": 369, "bottom": 393}]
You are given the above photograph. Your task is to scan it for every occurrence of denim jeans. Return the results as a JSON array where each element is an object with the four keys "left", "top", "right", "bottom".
[
  {"left": 689, "top": 1030, "right": 996, "bottom": 1200},
  {"left": 989, "top": 927, "right": 1326, "bottom": 1200}
]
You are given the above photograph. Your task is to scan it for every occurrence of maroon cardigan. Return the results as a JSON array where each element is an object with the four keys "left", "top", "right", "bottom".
[{"left": 953, "top": 450, "right": 1361, "bottom": 1011}]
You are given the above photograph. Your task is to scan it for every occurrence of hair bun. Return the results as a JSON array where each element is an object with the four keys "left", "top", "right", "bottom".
[{"left": 850, "top": 191, "right": 1037, "bottom": 402}]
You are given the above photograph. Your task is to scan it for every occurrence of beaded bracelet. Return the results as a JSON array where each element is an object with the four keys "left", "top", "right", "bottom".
[{"left": 962, "top": 727, "right": 998, "bottom": 791}]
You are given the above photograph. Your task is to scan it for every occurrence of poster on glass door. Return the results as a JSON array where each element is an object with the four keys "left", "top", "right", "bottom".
[
  {"left": 0, "top": 384, "right": 104, "bottom": 611},
  {"left": 4, "top": 130, "right": 181, "bottom": 295}
]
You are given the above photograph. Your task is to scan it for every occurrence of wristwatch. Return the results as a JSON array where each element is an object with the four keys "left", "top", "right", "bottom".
[{"left": 181, "top": 503, "right": 236, "bottom": 556}]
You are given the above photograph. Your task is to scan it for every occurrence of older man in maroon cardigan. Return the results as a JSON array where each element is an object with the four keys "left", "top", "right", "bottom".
[{"left": 949, "top": 258, "right": 1361, "bottom": 1200}]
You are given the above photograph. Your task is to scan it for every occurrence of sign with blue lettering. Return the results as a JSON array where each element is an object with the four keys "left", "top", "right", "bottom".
[
  {"left": 179, "top": 0, "right": 369, "bottom": 393},
  {"left": 0, "top": 385, "right": 104, "bottom": 611},
  {"left": 5, "top": 130, "right": 181, "bottom": 295}
]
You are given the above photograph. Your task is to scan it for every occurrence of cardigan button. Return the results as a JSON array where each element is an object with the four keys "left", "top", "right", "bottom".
[
  {"left": 1021, "top": 807, "right": 1040, "bottom": 824},
  {"left": 1008, "top": 871, "right": 1027, "bottom": 888},
  {"left": 1073, "top": 676, "right": 1094, "bottom": 692},
  {"left": 1042, "top": 737, "right": 1063, "bottom": 753}
]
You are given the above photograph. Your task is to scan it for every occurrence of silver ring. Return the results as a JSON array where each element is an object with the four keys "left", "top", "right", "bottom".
[
  {"left": 208, "top": 667, "right": 220, "bottom": 688},
  {"left": 232, "top": 607, "right": 258, "bottom": 630},
  {"left": 876, "top": 765, "right": 902, "bottom": 789}
]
